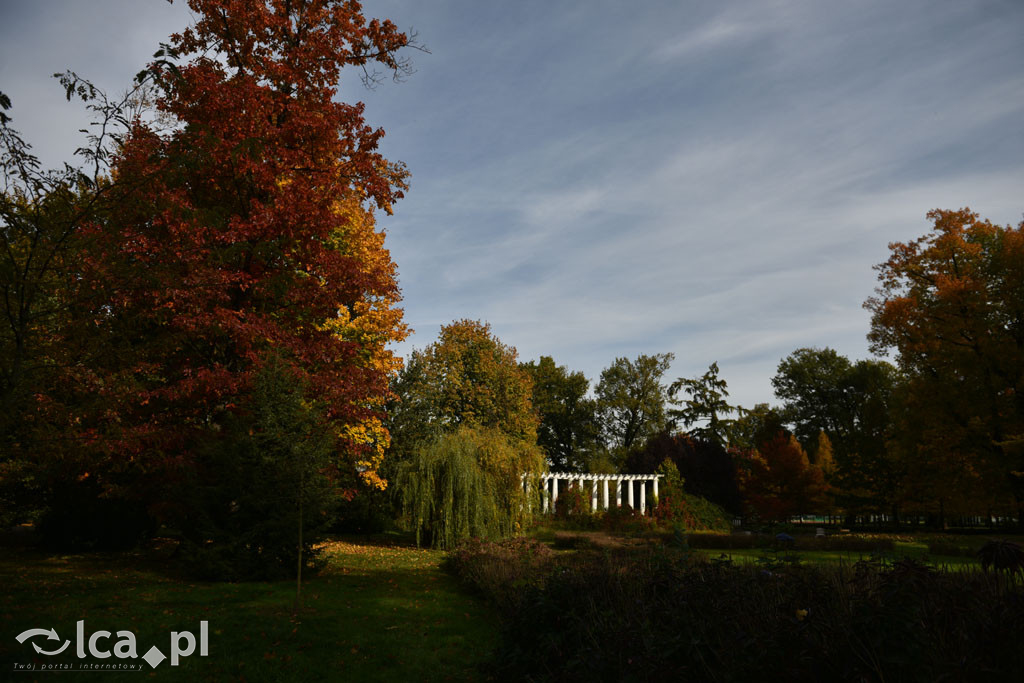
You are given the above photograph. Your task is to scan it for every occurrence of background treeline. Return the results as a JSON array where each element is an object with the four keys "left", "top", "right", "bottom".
[{"left": 381, "top": 208, "right": 1024, "bottom": 540}]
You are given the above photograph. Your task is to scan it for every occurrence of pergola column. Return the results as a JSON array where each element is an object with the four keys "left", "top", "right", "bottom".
[
  {"left": 602, "top": 479, "right": 609, "bottom": 509},
  {"left": 640, "top": 479, "right": 647, "bottom": 514},
  {"left": 591, "top": 479, "right": 598, "bottom": 512},
  {"left": 652, "top": 476, "right": 659, "bottom": 503},
  {"left": 627, "top": 477, "right": 634, "bottom": 508},
  {"left": 616, "top": 478, "right": 622, "bottom": 507},
  {"left": 552, "top": 476, "right": 559, "bottom": 510}
]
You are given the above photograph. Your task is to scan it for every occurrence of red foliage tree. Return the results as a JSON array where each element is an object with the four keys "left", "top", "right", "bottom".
[
  {"left": 82, "top": 0, "right": 412, "bottom": 498},
  {"left": 739, "top": 433, "right": 827, "bottom": 521}
]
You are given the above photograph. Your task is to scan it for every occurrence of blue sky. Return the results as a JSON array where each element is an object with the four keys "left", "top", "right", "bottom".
[{"left": 2, "top": 0, "right": 1022, "bottom": 409}]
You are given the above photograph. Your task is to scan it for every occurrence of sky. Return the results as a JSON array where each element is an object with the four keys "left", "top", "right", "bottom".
[{"left": 1, "top": 0, "right": 1022, "bottom": 409}]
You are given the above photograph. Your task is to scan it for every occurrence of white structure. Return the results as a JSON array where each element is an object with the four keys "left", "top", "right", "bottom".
[{"left": 522, "top": 473, "right": 663, "bottom": 515}]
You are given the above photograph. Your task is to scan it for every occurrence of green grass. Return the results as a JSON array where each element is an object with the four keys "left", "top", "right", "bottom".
[
  {"left": 528, "top": 526, "right": 1004, "bottom": 570},
  {"left": 0, "top": 535, "right": 498, "bottom": 682},
  {"left": 691, "top": 546, "right": 981, "bottom": 569}
]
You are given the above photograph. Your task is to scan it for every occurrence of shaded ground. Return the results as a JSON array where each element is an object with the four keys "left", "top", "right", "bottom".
[{"left": 0, "top": 534, "right": 498, "bottom": 682}]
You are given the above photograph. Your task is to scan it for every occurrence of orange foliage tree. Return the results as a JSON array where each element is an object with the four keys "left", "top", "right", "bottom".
[
  {"left": 79, "top": 0, "right": 413, "bottom": 504},
  {"left": 739, "top": 433, "right": 827, "bottom": 521},
  {"left": 866, "top": 208, "right": 1024, "bottom": 520}
]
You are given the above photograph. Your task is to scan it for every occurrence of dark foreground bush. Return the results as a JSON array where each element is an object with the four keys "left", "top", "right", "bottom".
[
  {"left": 451, "top": 544, "right": 1024, "bottom": 682},
  {"left": 445, "top": 537, "right": 553, "bottom": 610}
]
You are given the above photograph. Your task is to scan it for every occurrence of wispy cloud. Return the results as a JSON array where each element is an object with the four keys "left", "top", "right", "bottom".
[{"left": 3, "top": 0, "right": 1022, "bottom": 407}]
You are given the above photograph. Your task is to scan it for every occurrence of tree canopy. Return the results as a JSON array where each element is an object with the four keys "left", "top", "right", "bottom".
[
  {"left": 390, "top": 319, "right": 539, "bottom": 454},
  {"left": 595, "top": 353, "right": 673, "bottom": 462},
  {"left": 867, "top": 208, "right": 1024, "bottom": 516},
  {"left": 1, "top": 0, "right": 417, "bottom": 560},
  {"left": 669, "top": 361, "right": 738, "bottom": 446},
  {"left": 521, "top": 356, "right": 601, "bottom": 472}
]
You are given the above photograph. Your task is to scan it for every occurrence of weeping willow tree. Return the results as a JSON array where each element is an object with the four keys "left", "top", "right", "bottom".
[{"left": 397, "top": 425, "right": 544, "bottom": 549}]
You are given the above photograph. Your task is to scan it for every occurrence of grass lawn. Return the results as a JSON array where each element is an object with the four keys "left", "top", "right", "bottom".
[
  {"left": 0, "top": 535, "right": 498, "bottom": 682},
  {"left": 691, "top": 546, "right": 981, "bottom": 569}
]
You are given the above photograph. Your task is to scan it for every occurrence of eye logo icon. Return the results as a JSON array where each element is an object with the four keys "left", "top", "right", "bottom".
[{"left": 15, "top": 629, "right": 71, "bottom": 656}]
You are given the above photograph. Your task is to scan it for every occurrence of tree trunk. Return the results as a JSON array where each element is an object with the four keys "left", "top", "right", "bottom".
[{"left": 295, "top": 469, "right": 304, "bottom": 611}]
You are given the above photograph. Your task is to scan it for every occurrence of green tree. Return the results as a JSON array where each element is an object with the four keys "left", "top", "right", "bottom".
[
  {"left": 389, "top": 320, "right": 539, "bottom": 457},
  {"left": 595, "top": 353, "right": 674, "bottom": 465},
  {"left": 771, "top": 348, "right": 901, "bottom": 519},
  {"left": 771, "top": 348, "right": 856, "bottom": 450},
  {"left": 521, "top": 356, "right": 601, "bottom": 471},
  {"left": 729, "top": 403, "right": 787, "bottom": 452},
  {"left": 669, "top": 361, "right": 738, "bottom": 446},
  {"left": 180, "top": 356, "right": 336, "bottom": 583},
  {"left": 396, "top": 425, "right": 541, "bottom": 549}
]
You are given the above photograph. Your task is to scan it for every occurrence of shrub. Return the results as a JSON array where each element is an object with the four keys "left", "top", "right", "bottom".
[
  {"left": 446, "top": 536, "right": 553, "bottom": 610},
  {"left": 554, "top": 482, "right": 591, "bottom": 519},
  {"left": 652, "top": 459, "right": 732, "bottom": 532},
  {"left": 451, "top": 544, "right": 1024, "bottom": 681},
  {"left": 601, "top": 503, "right": 654, "bottom": 533},
  {"left": 978, "top": 539, "right": 1024, "bottom": 575}
]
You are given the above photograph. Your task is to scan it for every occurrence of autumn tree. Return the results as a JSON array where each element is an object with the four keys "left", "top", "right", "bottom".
[
  {"left": 0, "top": 79, "right": 172, "bottom": 535},
  {"left": 19, "top": 0, "right": 418, "bottom": 560},
  {"left": 739, "top": 433, "right": 827, "bottom": 521},
  {"left": 669, "top": 361, "right": 738, "bottom": 446},
  {"left": 389, "top": 320, "right": 539, "bottom": 455},
  {"left": 595, "top": 353, "right": 673, "bottom": 465},
  {"left": 866, "top": 208, "right": 1024, "bottom": 521},
  {"left": 521, "top": 356, "right": 601, "bottom": 471},
  {"left": 771, "top": 348, "right": 902, "bottom": 520}
]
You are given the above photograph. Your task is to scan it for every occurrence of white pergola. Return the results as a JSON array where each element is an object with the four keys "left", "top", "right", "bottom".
[{"left": 522, "top": 473, "right": 663, "bottom": 515}]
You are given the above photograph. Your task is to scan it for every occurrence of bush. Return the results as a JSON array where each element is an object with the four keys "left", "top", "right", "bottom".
[
  {"left": 553, "top": 482, "right": 591, "bottom": 519},
  {"left": 451, "top": 544, "right": 1024, "bottom": 681},
  {"left": 445, "top": 536, "right": 553, "bottom": 610},
  {"left": 655, "top": 490, "right": 732, "bottom": 532},
  {"left": 978, "top": 539, "right": 1024, "bottom": 575},
  {"left": 600, "top": 503, "right": 654, "bottom": 533}
]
